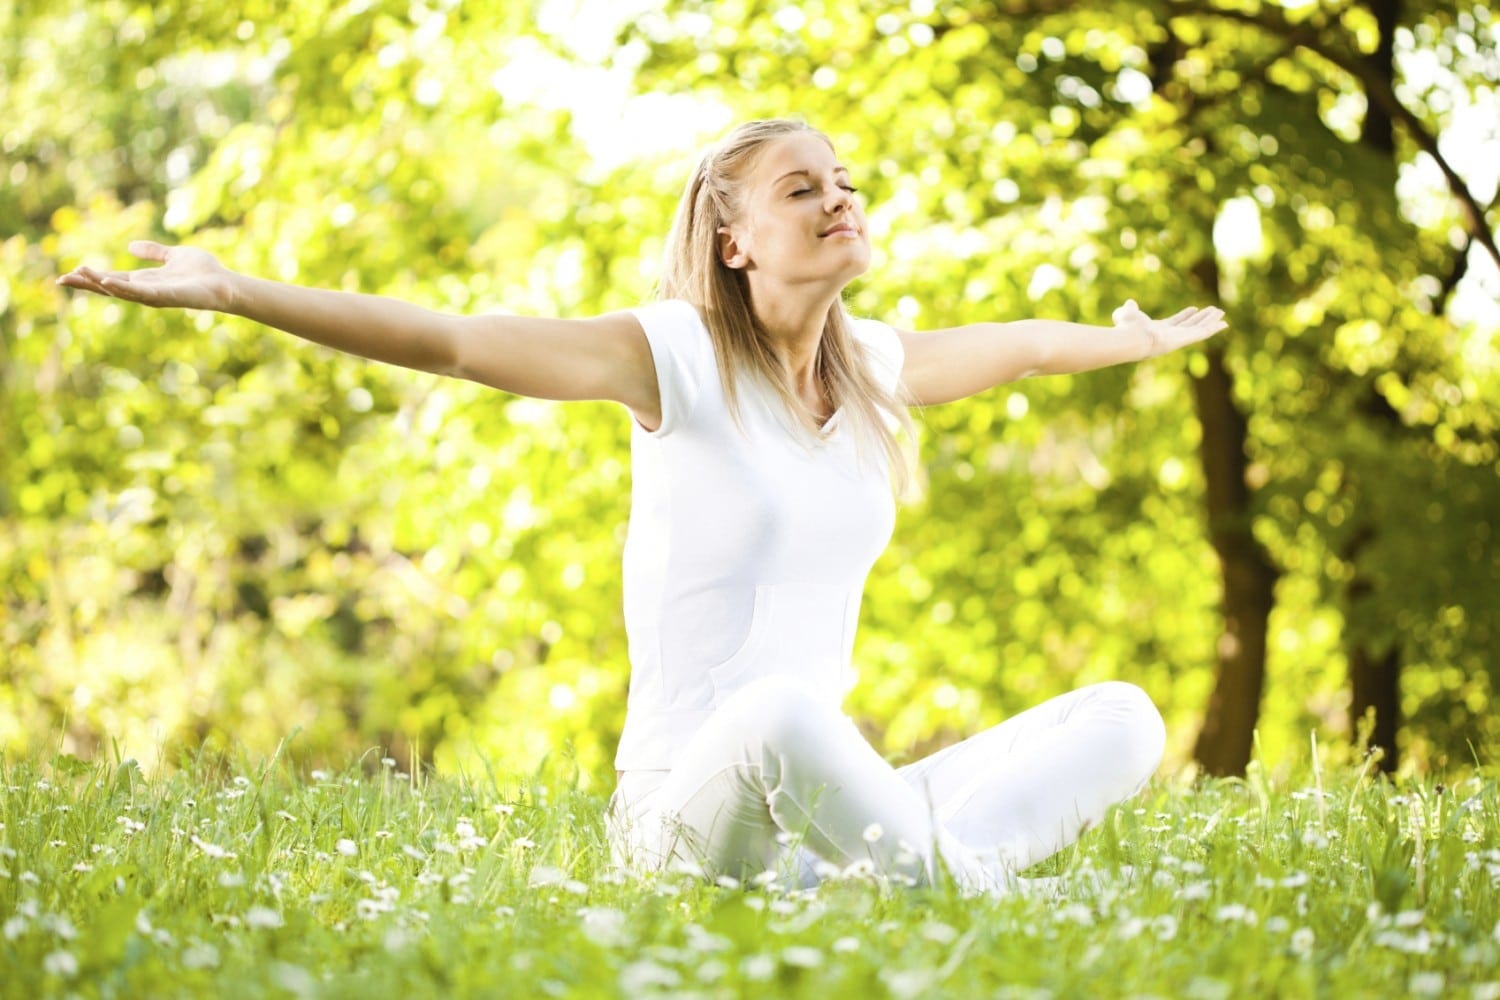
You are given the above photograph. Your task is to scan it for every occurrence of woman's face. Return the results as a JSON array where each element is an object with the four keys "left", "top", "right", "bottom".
[{"left": 719, "top": 132, "right": 870, "bottom": 289}]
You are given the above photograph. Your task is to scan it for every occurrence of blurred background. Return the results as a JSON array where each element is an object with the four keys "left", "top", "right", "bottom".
[{"left": 2, "top": 0, "right": 1496, "bottom": 786}]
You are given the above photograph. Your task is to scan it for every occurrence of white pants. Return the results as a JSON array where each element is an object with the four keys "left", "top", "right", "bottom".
[{"left": 606, "top": 675, "right": 1166, "bottom": 893}]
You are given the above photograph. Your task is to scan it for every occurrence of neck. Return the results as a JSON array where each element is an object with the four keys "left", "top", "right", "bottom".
[{"left": 745, "top": 277, "right": 842, "bottom": 392}]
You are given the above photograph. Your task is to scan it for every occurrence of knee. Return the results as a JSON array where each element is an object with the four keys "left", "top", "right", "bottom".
[
  {"left": 716, "top": 675, "right": 845, "bottom": 752},
  {"left": 1093, "top": 681, "right": 1167, "bottom": 784}
]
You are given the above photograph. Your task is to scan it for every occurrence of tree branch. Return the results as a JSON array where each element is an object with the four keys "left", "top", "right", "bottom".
[
  {"left": 1168, "top": 0, "right": 1500, "bottom": 271},
  {"left": 1435, "top": 238, "right": 1471, "bottom": 315}
]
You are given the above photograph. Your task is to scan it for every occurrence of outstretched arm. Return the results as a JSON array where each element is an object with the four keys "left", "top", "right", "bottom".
[
  {"left": 57, "top": 240, "right": 660, "bottom": 418},
  {"left": 894, "top": 300, "right": 1226, "bottom": 406}
]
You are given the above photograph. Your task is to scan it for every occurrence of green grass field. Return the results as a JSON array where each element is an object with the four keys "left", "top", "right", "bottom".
[{"left": 3, "top": 747, "right": 1496, "bottom": 999}]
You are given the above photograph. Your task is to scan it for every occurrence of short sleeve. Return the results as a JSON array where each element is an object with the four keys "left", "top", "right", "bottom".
[
  {"left": 851, "top": 318, "right": 906, "bottom": 396},
  {"left": 628, "top": 299, "right": 714, "bottom": 437}
]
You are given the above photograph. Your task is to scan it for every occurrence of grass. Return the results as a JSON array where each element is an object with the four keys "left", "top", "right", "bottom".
[{"left": 2, "top": 746, "right": 1497, "bottom": 999}]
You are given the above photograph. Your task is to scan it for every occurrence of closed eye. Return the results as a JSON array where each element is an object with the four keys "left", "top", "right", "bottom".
[{"left": 788, "top": 185, "right": 859, "bottom": 198}]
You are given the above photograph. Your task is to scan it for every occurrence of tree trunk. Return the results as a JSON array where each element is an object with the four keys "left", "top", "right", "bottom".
[
  {"left": 1341, "top": 0, "right": 1403, "bottom": 773},
  {"left": 1347, "top": 627, "right": 1402, "bottom": 772},
  {"left": 1188, "top": 256, "right": 1281, "bottom": 776}
]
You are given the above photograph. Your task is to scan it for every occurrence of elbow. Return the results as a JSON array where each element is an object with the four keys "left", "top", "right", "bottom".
[
  {"left": 439, "top": 315, "right": 478, "bottom": 380},
  {"left": 994, "top": 320, "right": 1050, "bottom": 380},
  {"left": 1022, "top": 327, "right": 1053, "bottom": 378}
]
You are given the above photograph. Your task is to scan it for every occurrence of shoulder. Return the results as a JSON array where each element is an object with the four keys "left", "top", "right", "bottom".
[
  {"left": 628, "top": 298, "right": 716, "bottom": 436},
  {"left": 848, "top": 315, "right": 905, "bottom": 388},
  {"left": 627, "top": 299, "right": 716, "bottom": 368},
  {"left": 629, "top": 299, "right": 716, "bottom": 367},
  {"left": 629, "top": 298, "right": 708, "bottom": 337},
  {"left": 850, "top": 315, "right": 902, "bottom": 354}
]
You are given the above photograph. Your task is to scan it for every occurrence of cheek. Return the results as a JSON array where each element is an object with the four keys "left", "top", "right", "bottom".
[
  {"left": 763, "top": 209, "right": 807, "bottom": 246},
  {"left": 746, "top": 203, "right": 789, "bottom": 245}
]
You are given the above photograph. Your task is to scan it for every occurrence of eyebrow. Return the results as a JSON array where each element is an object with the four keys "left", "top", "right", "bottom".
[{"left": 774, "top": 166, "right": 851, "bottom": 184}]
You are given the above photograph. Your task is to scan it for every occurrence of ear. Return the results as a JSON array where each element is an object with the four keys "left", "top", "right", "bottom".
[{"left": 717, "top": 225, "right": 750, "bottom": 270}]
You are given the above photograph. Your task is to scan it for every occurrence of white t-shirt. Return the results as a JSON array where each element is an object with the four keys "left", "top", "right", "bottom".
[{"left": 614, "top": 299, "right": 906, "bottom": 770}]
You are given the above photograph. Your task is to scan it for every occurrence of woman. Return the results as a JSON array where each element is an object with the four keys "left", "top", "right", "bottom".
[{"left": 59, "top": 118, "right": 1225, "bottom": 895}]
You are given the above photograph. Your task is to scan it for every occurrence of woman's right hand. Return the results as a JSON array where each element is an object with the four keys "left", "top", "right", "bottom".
[{"left": 57, "top": 240, "right": 237, "bottom": 313}]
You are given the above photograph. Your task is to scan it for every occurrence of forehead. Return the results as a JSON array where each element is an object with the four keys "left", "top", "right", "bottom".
[{"left": 752, "top": 132, "right": 844, "bottom": 182}]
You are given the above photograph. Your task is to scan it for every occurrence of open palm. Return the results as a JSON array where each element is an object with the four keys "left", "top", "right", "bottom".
[
  {"left": 1111, "top": 299, "right": 1226, "bottom": 359},
  {"left": 57, "top": 241, "right": 235, "bottom": 312}
]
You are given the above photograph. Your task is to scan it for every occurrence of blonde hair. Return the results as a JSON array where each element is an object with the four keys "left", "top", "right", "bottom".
[{"left": 657, "top": 118, "right": 917, "bottom": 495}]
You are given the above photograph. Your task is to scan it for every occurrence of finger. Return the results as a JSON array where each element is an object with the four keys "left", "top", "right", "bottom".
[
  {"left": 57, "top": 272, "right": 87, "bottom": 288},
  {"left": 1189, "top": 316, "right": 1228, "bottom": 341},
  {"left": 1173, "top": 307, "right": 1221, "bottom": 327},
  {"left": 80, "top": 265, "right": 128, "bottom": 284},
  {"left": 85, "top": 265, "right": 146, "bottom": 284},
  {"left": 57, "top": 271, "right": 112, "bottom": 296},
  {"left": 98, "top": 274, "right": 146, "bottom": 302},
  {"left": 128, "top": 239, "right": 170, "bottom": 263}
]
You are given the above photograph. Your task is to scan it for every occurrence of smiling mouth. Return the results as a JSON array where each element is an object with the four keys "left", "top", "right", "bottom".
[{"left": 820, "top": 226, "right": 859, "bottom": 237}]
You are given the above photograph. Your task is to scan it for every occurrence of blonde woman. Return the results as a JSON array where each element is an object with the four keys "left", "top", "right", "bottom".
[{"left": 59, "top": 119, "right": 1225, "bottom": 894}]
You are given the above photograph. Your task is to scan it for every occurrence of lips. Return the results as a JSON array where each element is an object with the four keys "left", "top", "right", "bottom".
[{"left": 820, "top": 224, "right": 859, "bottom": 237}]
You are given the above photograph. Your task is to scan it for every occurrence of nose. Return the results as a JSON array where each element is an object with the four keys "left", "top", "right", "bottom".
[{"left": 826, "top": 186, "right": 853, "bottom": 214}]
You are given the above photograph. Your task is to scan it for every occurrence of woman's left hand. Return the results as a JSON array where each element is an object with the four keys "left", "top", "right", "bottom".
[{"left": 1111, "top": 299, "right": 1226, "bottom": 360}]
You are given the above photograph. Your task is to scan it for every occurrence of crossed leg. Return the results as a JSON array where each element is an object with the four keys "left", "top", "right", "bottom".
[
  {"left": 608, "top": 675, "right": 1165, "bottom": 891},
  {"left": 896, "top": 680, "right": 1167, "bottom": 872}
]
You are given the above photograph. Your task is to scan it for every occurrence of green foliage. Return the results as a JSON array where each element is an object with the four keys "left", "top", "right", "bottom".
[{"left": 2, "top": 0, "right": 1497, "bottom": 778}]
